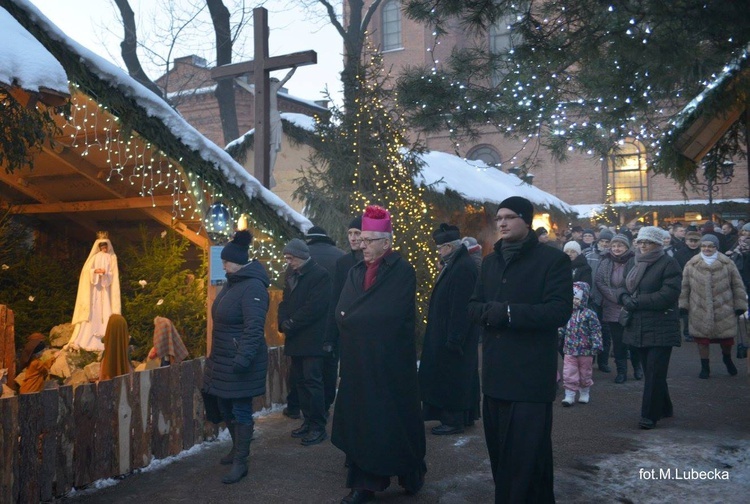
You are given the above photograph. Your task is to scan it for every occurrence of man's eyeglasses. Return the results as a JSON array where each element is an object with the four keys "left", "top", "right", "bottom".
[{"left": 360, "top": 237, "right": 386, "bottom": 246}]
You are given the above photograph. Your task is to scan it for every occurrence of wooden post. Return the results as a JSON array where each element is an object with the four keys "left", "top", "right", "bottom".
[{"left": 0, "top": 305, "right": 15, "bottom": 384}]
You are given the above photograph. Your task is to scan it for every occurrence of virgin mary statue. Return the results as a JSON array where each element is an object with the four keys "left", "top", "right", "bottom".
[{"left": 66, "top": 233, "right": 121, "bottom": 351}]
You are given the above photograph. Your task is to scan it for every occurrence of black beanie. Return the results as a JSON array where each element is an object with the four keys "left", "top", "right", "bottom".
[
  {"left": 348, "top": 215, "right": 362, "bottom": 230},
  {"left": 305, "top": 226, "right": 329, "bottom": 239},
  {"left": 498, "top": 196, "right": 534, "bottom": 226},
  {"left": 283, "top": 238, "right": 310, "bottom": 260},
  {"left": 432, "top": 223, "right": 461, "bottom": 245},
  {"left": 221, "top": 230, "right": 252, "bottom": 265}
]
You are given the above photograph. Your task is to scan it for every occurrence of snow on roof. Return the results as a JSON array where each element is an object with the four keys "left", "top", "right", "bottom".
[
  {"left": 0, "top": 6, "right": 68, "bottom": 95},
  {"left": 415, "top": 151, "right": 575, "bottom": 213},
  {"left": 10, "top": 0, "right": 311, "bottom": 232},
  {"left": 225, "top": 113, "right": 318, "bottom": 151},
  {"left": 572, "top": 198, "right": 749, "bottom": 219}
]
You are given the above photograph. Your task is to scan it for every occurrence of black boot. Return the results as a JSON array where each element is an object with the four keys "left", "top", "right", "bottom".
[
  {"left": 699, "top": 358, "right": 710, "bottom": 379},
  {"left": 614, "top": 359, "right": 627, "bottom": 383},
  {"left": 222, "top": 423, "right": 252, "bottom": 484},
  {"left": 723, "top": 354, "right": 738, "bottom": 376},
  {"left": 219, "top": 421, "right": 236, "bottom": 465}
]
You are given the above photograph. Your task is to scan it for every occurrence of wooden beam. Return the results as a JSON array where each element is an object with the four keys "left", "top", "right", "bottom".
[
  {"left": 141, "top": 208, "right": 208, "bottom": 248},
  {"left": 14, "top": 195, "right": 175, "bottom": 214},
  {"left": 674, "top": 105, "right": 744, "bottom": 162},
  {"left": 210, "top": 50, "right": 317, "bottom": 80}
]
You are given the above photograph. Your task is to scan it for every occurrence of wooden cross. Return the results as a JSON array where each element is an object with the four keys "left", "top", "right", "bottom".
[{"left": 211, "top": 7, "right": 317, "bottom": 188}]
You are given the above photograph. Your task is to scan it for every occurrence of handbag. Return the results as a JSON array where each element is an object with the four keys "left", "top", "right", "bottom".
[
  {"left": 201, "top": 389, "right": 223, "bottom": 424},
  {"left": 737, "top": 315, "right": 748, "bottom": 360},
  {"left": 618, "top": 307, "right": 633, "bottom": 328}
]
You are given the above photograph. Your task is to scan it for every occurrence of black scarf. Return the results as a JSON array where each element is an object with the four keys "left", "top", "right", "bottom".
[{"left": 500, "top": 230, "right": 534, "bottom": 264}]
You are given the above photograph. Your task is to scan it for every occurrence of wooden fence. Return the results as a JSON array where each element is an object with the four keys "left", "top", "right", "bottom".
[{"left": 0, "top": 350, "right": 291, "bottom": 503}]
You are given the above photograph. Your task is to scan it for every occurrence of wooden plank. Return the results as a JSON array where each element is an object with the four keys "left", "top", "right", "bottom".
[
  {"left": 94, "top": 379, "right": 116, "bottom": 480},
  {"left": 40, "top": 389, "right": 59, "bottom": 501},
  {"left": 167, "top": 364, "right": 182, "bottom": 456},
  {"left": 18, "top": 392, "right": 43, "bottom": 504},
  {"left": 114, "top": 375, "right": 132, "bottom": 475},
  {"left": 73, "top": 383, "right": 97, "bottom": 487},
  {"left": 54, "top": 386, "right": 75, "bottom": 496},
  {"left": 0, "top": 306, "right": 16, "bottom": 383},
  {"left": 180, "top": 360, "right": 196, "bottom": 450},
  {"left": 194, "top": 358, "right": 218, "bottom": 441},
  {"left": 14, "top": 195, "right": 175, "bottom": 214},
  {"left": 0, "top": 396, "right": 20, "bottom": 504},
  {"left": 150, "top": 366, "right": 171, "bottom": 459},
  {"left": 130, "top": 369, "right": 152, "bottom": 471}
]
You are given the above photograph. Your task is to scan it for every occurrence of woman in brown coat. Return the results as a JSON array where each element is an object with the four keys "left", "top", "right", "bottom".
[{"left": 679, "top": 234, "right": 748, "bottom": 378}]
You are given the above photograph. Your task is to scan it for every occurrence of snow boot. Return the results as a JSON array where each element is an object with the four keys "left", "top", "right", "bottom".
[
  {"left": 699, "top": 358, "right": 710, "bottom": 379},
  {"left": 723, "top": 354, "right": 738, "bottom": 376},
  {"left": 219, "top": 421, "right": 236, "bottom": 465},
  {"left": 222, "top": 423, "right": 252, "bottom": 484},
  {"left": 561, "top": 390, "right": 576, "bottom": 407},
  {"left": 614, "top": 359, "right": 627, "bottom": 383},
  {"left": 578, "top": 387, "right": 590, "bottom": 404}
]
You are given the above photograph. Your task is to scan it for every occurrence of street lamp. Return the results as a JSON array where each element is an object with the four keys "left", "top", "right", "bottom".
[{"left": 697, "top": 158, "right": 735, "bottom": 221}]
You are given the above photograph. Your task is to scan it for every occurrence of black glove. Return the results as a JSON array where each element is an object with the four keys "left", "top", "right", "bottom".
[
  {"left": 620, "top": 294, "right": 638, "bottom": 311},
  {"left": 322, "top": 343, "right": 335, "bottom": 355},
  {"left": 445, "top": 340, "right": 464, "bottom": 356},
  {"left": 482, "top": 302, "right": 509, "bottom": 328},
  {"left": 280, "top": 319, "right": 294, "bottom": 332},
  {"left": 736, "top": 309, "right": 746, "bottom": 316}
]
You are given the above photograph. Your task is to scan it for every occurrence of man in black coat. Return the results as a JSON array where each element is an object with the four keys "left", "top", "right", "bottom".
[
  {"left": 468, "top": 196, "right": 572, "bottom": 503},
  {"left": 332, "top": 206, "right": 426, "bottom": 504},
  {"left": 278, "top": 238, "right": 331, "bottom": 446},
  {"left": 419, "top": 223, "right": 480, "bottom": 435},
  {"left": 305, "top": 225, "right": 345, "bottom": 415}
]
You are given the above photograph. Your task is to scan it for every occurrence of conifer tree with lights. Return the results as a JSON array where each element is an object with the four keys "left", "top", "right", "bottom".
[
  {"left": 294, "top": 52, "right": 437, "bottom": 334},
  {"left": 400, "top": 0, "right": 750, "bottom": 189}
]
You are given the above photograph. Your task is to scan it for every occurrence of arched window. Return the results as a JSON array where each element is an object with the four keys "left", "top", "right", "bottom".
[
  {"left": 467, "top": 145, "right": 502, "bottom": 167},
  {"left": 608, "top": 140, "right": 648, "bottom": 202},
  {"left": 382, "top": 1, "right": 402, "bottom": 51}
]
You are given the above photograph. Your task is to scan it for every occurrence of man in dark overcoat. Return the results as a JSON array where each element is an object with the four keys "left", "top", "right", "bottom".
[
  {"left": 278, "top": 238, "right": 331, "bottom": 446},
  {"left": 305, "top": 225, "right": 345, "bottom": 415},
  {"left": 419, "top": 223, "right": 480, "bottom": 435},
  {"left": 332, "top": 205, "right": 426, "bottom": 504},
  {"left": 468, "top": 196, "right": 572, "bottom": 503}
]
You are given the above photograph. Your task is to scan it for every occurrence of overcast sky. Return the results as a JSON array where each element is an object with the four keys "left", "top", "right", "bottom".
[{"left": 30, "top": 0, "right": 344, "bottom": 103}]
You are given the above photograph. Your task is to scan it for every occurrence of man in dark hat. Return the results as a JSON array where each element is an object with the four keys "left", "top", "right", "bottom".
[
  {"left": 278, "top": 238, "right": 332, "bottom": 446},
  {"left": 419, "top": 223, "right": 480, "bottom": 436},
  {"left": 468, "top": 196, "right": 572, "bottom": 503},
  {"left": 332, "top": 206, "right": 426, "bottom": 504}
]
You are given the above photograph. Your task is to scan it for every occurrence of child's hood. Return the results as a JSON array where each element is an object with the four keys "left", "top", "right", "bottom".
[{"left": 573, "top": 281, "right": 590, "bottom": 307}]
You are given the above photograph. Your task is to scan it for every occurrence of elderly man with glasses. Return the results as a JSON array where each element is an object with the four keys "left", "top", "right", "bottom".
[{"left": 331, "top": 205, "right": 426, "bottom": 504}]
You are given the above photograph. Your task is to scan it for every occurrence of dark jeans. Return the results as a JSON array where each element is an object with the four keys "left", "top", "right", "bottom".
[
  {"left": 483, "top": 396, "right": 555, "bottom": 504},
  {"left": 599, "top": 323, "right": 612, "bottom": 367},
  {"left": 286, "top": 362, "right": 300, "bottom": 414},
  {"left": 638, "top": 346, "right": 673, "bottom": 422},
  {"left": 323, "top": 353, "right": 339, "bottom": 412},
  {"left": 292, "top": 356, "right": 326, "bottom": 429},
  {"left": 216, "top": 396, "right": 254, "bottom": 426}
]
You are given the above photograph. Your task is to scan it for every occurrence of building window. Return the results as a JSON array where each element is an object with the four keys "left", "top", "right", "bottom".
[
  {"left": 382, "top": 1, "right": 402, "bottom": 51},
  {"left": 489, "top": 11, "right": 520, "bottom": 85},
  {"left": 467, "top": 145, "right": 502, "bottom": 167},
  {"left": 608, "top": 140, "right": 648, "bottom": 202}
]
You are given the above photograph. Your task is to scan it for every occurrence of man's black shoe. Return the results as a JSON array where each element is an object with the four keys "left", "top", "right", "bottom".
[
  {"left": 431, "top": 424, "right": 464, "bottom": 435},
  {"left": 283, "top": 407, "right": 301, "bottom": 419},
  {"left": 300, "top": 428, "right": 328, "bottom": 446},
  {"left": 341, "top": 489, "right": 374, "bottom": 504},
  {"left": 291, "top": 423, "right": 310, "bottom": 438}
]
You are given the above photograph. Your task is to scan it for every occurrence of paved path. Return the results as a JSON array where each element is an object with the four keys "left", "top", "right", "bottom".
[{"left": 61, "top": 342, "right": 750, "bottom": 503}]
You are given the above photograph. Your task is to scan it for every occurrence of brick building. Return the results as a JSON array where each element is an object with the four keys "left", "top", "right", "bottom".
[
  {"left": 154, "top": 55, "right": 328, "bottom": 148},
  {"left": 361, "top": 1, "right": 748, "bottom": 224}
]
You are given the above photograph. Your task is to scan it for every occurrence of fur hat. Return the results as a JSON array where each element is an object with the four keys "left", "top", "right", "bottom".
[
  {"left": 348, "top": 215, "right": 362, "bottom": 231},
  {"left": 221, "top": 230, "right": 252, "bottom": 265},
  {"left": 610, "top": 233, "right": 631, "bottom": 248},
  {"left": 598, "top": 229, "right": 614, "bottom": 241},
  {"left": 433, "top": 223, "right": 461, "bottom": 245},
  {"left": 362, "top": 205, "right": 392, "bottom": 233},
  {"left": 564, "top": 241, "right": 582, "bottom": 253},
  {"left": 700, "top": 234, "right": 720, "bottom": 249},
  {"left": 635, "top": 226, "right": 665, "bottom": 245},
  {"left": 498, "top": 196, "right": 534, "bottom": 226},
  {"left": 283, "top": 238, "right": 310, "bottom": 260}
]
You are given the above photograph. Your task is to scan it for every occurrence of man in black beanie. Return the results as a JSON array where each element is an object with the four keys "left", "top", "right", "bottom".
[{"left": 469, "top": 196, "right": 572, "bottom": 503}]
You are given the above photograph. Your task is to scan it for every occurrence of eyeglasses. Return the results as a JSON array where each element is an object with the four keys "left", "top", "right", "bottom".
[
  {"left": 494, "top": 214, "right": 520, "bottom": 223},
  {"left": 360, "top": 237, "right": 386, "bottom": 246}
]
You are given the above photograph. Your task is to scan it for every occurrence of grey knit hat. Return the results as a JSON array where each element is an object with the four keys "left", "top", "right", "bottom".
[
  {"left": 700, "top": 234, "right": 720, "bottom": 249},
  {"left": 598, "top": 229, "right": 614, "bottom": 241},
  {"left": 610, "top": 233, "right": 631, "bottom": 248},
  {"left": 283, "top": 238, "right": 310, "bottom": 259},
  {"left": 635, "top": 226, "right": 665, "bottom": 245}
]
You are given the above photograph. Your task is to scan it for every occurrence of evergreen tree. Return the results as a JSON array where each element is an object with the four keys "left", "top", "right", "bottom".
[
  {"left": 294, "top": 51, "right": 437, "bottom": 333},
  {"left": 400, "top": 0, "right": 750, "bottom": 188}
]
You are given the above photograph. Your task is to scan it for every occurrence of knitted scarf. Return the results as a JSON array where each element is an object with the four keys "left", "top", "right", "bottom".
[{"left": 625, "top": 247, "right": 664, "bottom": 293}]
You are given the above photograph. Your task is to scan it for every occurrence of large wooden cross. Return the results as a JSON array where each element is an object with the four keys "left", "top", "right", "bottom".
[{"left": 211, "top": 7, "right": 317, "bottom": 188}]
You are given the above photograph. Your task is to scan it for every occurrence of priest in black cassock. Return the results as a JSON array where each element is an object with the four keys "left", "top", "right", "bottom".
[{"left": 331, "top": 205, "right": 426, "bottom": 504}]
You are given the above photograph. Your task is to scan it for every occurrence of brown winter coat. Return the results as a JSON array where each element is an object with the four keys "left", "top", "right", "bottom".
[{"left": 679, "top": 254, "right": 748, "bottom": 340}]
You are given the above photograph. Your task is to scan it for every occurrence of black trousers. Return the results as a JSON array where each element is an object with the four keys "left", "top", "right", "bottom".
[
  {"left": 346, "top": 460, "right": 426, "bottom": 494},
  {"left": 637, "top": 346, "right": 673, "bottom": 422},
  {"left": 483, "top": 396, "right": 555, "bottom": 504},
  {"left": 322, "top": 353, "right": 339, "bottom": 412},
  {"left": 286, "top": 362, "right": 300, "bottom": 413},
  {"left": 292, "top": 356, "right": 326, "bottom": 429}
]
